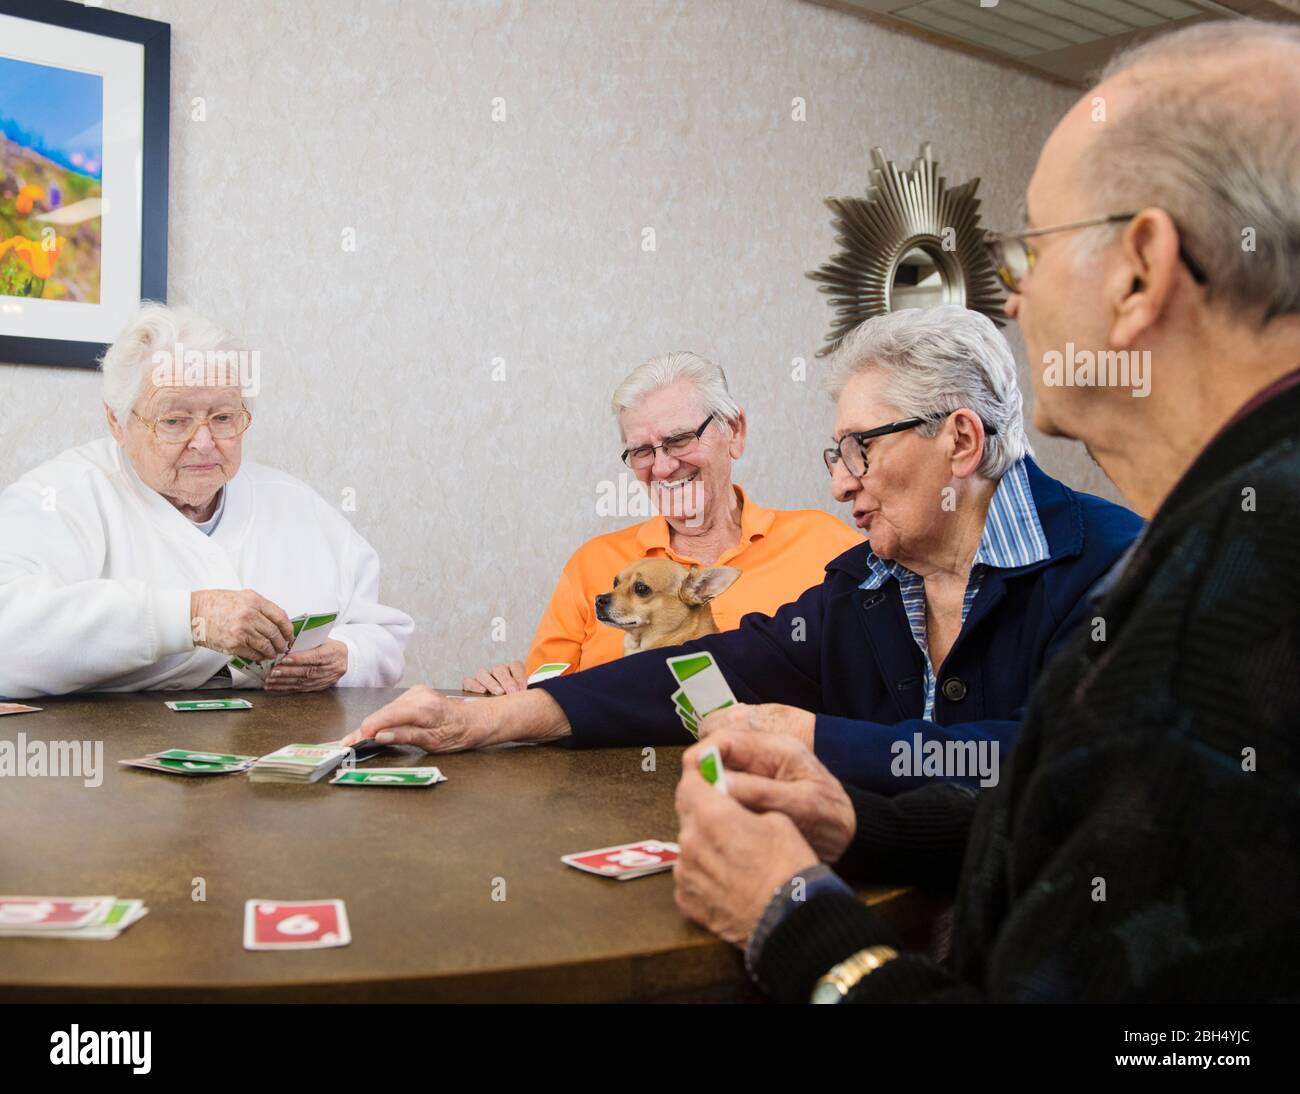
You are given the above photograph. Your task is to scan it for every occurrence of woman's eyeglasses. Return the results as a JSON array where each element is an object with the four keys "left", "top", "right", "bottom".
[
  {"left": 132, "top": 407, "right": 253, "bottom": 444},
  {"left": 823, "top": 413, "right": 998, "bottom": 478}
]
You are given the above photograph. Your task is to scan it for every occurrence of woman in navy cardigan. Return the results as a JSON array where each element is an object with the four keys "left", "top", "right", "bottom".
[{"left": 346, "top": 307, "right": 1142, "bottom": 794}]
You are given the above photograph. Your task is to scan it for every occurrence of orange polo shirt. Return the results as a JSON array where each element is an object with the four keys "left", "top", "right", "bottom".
[{"left": 525, "top": 485, "right": 861, "bottom": 676}]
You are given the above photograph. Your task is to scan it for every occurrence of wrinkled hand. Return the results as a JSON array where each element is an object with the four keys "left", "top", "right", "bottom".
[
  {"left": 684, "top": 729, "right": 856, "bottom": 863},
  {"left": 674, "top": 757, "right": 819, "bottom": 948},
  {"left": 190, "top": 589, "right": 294, "bottom": 661},
  {"left": 700, "top": 702, "right": 816, "bottom": 749},
  {"left": 339, "top": 685, "right": 485, "bottom": 752},
  {"left": 462, "top": 660, "right": 527, "bottom": 695},
  {"left": 265, "top": 639, "right": 349, "bottom": 692}
]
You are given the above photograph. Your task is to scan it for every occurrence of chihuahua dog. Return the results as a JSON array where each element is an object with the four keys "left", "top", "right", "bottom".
[{"left": 594, "top": 558, "right": 741, "bottom": 655}]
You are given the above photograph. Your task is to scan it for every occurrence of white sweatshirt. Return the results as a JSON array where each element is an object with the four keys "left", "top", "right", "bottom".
[{"left": 0, "top": 437, "right": 413, "bottom": 698}]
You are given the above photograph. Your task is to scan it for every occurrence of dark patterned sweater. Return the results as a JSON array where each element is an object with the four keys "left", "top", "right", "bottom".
[{"left": 755, "top": 376, "right": 1300, "bottom": 1003}]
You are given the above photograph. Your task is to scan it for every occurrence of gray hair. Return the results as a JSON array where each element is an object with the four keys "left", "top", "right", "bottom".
[
  {"left": 820, "top": 305, "right": 1030, "bottom": 480},
  {"left": 1079, "top": 19, "right": 1300, "bottom": 322},
  {"left": 611, "top": 351, "right": 742, "bottom": 439},
  {"left": 100, "top": 302, "right": 248, "bottom": 426}
]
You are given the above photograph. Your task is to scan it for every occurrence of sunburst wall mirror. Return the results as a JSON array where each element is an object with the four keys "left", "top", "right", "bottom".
[{"left": 808, "top": 143, "right": 1006, "bottom": 356}]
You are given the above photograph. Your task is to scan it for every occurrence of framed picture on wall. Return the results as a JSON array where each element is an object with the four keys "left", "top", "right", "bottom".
[{"left": 0, "top": 0, "right": 169, "bottom": 369}]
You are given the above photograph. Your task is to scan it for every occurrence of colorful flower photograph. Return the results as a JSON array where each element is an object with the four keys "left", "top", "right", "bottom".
[{"left": 0, "top": 55, "right": 103, "bottom": 303}]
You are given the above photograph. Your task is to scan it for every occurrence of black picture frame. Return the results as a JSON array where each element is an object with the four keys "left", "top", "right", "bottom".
[{"left": 0, "top": 0, "right": 169, "bottom": 370}]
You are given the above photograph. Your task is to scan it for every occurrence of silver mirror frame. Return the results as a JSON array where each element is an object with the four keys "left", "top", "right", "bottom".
[{"left": 808, "top": 143, "right": 1006, "bottom": 357}]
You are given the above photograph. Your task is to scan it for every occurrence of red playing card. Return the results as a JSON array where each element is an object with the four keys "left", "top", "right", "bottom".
[
  {"left": 562, "top": 840, "right": 680, "bottom": 879},
  {"left": 0, "top": 896, "right": 113, "bottom": 929},
  {"left": 243, "top": 899, "right": 351, "bottom": 950}
]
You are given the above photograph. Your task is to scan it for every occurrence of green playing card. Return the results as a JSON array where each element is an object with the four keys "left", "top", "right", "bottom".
[
  {"left": 165, "top": 699, "right": 253, "bottom": 711},
  {"left": 330, "top": 768, "right": 446, "bottom": 787},
  {"left": 150, "top": 749, "right": 256, "bottom": 765}
]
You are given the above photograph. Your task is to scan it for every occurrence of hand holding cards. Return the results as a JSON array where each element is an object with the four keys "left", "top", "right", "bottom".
[{"left": 229, "top": 610, "right": 337, "bottom": 684}]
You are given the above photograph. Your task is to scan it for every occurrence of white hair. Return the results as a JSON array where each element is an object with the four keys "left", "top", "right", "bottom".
[
  {"left": 1079, "top": 19, "right": 1300, "bottom": 322},
  {"left": 99, "top": 302, "right": 248, "bottom": 426},
  {"left": 820, "top": 305, "right": 1030, "bottom": 480},
  {"left": 611, "top": 351, "right": 741, "bottom": 440}
]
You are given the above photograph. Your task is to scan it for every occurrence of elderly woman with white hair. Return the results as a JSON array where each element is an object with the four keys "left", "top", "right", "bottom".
[
  {"left": 0, "top": 303, "right": 412, "bottom": 698},
  {"left": 351, "top": 305, "right": 1141, "bottom": 793},
  {"left": 462, "top": 350, "right": 860, "bottom": 693}
]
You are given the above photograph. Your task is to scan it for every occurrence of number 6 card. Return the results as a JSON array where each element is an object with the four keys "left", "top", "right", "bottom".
[{"left": 243, "top": 898, "right": 351, "bottom": 950}]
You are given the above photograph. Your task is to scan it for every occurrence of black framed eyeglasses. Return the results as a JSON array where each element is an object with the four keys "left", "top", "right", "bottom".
[
  {"left": 983, "top": 211, "right": 1209, "bottom": 294},
  {"left": 622, "top": 415, "right": 715, "bottom": 470},
  {"left": 823, "top": 413, "right": 998, "bottom": 478}
]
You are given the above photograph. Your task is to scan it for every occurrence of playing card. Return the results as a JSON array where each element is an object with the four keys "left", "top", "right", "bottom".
[
  {"left": 698, "top": 745, "right": 728, "bottom": 794},
  {"left": 243, "top": 899, "right": 351, "bottom": 950},
  {"left": 150, "top": 749, "right": 256, "bottom": 765},
  {"left": 526, "top": 662, "right": 571, "bottom": 684},
  {"left": 119, "top": 756, "right": 252, "bottom": 776},
  {"left": 164, "top": 699, "right": 253, "bottom": 712},
  {"left": 0, "top": 896, "right": 115, "bottom": 930},
  {"left": 0, "top": 703, "right": 41, "bottom": 716},
  {"left": 666, "top": 652, "right": 737, "bottom": 717},
  {"left": 561, "top": 840, "right": 680, "bottom": 880},
  {"left": 330, "top": 767, "right": 446, "bottom": 787}
]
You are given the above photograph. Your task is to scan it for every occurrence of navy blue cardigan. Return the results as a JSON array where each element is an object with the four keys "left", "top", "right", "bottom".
[{"left": 535, "top": 459, "right": 1143, "bottom": 793}]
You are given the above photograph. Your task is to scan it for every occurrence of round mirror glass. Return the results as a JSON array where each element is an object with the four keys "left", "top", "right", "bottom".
[{"left": 889, "top": 246, "right": 954, "bottom": 310}]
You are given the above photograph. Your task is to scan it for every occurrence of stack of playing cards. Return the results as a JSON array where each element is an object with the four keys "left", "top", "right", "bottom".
[
  {"left": 119, "top": 748, "right": 257, "bottom": 776},
  {"left": 248, "top": 743, "right": 351, "bottom": 784},
  {"left": 666, "top": 651, "right": 737, "bottom": 737},
  {"left": 0, "top": 702, "right": 41, "bottom": 717},
  {"left": 561, "top": 839, "right": 680, "bottom": 880},
  {"left": 243, "top": 898, "right": 350, "bottom": 950},
  {"left": 0, "top": 896, "right": 148, "bottom": 940},
  {"left": 330, "top": 767, "right": 446, "bottom": 787},
  {"left": 229, "top": 611, "right": 337, "bottom": 683}
]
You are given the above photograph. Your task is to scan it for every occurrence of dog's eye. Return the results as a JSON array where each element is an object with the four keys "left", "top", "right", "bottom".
[
  {"left": 612, "top": 576, "right": 620, "bottom": 587},
  {"left": 634, "top": 582, "right": 651, "bottom": 597}
]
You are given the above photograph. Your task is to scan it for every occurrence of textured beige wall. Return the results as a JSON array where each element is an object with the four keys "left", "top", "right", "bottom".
[{"left": 0, "top": 0, "right": 1116, "bottom": 686}]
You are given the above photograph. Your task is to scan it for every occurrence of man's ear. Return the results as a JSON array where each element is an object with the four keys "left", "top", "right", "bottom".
[
  {"left": 1109, "top": 207, "right": 1183, "bottom": 350},
  {"left": 680, "top": 565, "right": 741, "bottom": 606},
  {"left": 725, "top": 410, "right": 748, "bottom": 461},
  {"left": 105, "top": 402, "right": 126, "bottom": 445}
]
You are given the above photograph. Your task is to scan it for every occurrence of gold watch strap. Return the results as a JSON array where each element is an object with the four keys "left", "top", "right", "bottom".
[{"left": 812, "top": 945, "right": 899, "bottom": 1002}]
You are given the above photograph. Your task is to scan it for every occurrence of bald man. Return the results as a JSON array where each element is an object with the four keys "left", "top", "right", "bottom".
[{"left": 670, "top": 19, "right": 1300, "bottom": 1002}]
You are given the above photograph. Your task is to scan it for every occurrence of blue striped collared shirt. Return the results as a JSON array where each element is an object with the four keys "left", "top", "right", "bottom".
[{"left": 858, "top": 457, "right": 1049, "bottom": 720}]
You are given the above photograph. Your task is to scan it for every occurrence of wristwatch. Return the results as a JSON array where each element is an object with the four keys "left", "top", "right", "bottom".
[{"left": 810, "top": 945, "right": 899, "bottom": 1003}]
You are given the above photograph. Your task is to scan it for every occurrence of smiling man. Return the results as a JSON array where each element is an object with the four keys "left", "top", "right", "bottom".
[{"left": 0, "top": 303, "right": 412, "bottom": 698}]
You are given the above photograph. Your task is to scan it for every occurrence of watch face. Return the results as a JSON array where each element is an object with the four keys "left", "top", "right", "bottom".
[{"left": 811, "top": 981, "right": 844, "bottom": 1004}]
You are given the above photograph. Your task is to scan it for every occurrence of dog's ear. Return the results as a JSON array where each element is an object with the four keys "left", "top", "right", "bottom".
[{"left": 679, "top": 565, "right": 741, "bottom": 606}]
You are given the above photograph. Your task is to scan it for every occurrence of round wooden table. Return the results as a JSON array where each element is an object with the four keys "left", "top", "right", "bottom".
[{"left": 0, "top": 688, "right": 943, "bottom": 1002}]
